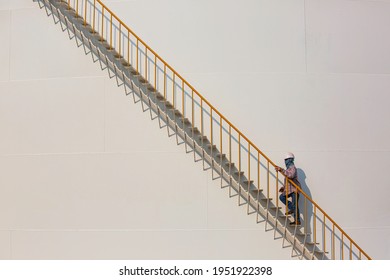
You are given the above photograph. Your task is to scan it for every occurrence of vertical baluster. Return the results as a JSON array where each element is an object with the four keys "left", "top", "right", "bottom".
[
  {"left": 172, "top": 73, "right": 176, "bottom": 114},
  {"left": 163, "top": 65, "right": 166, "bottom": 99},
  {"left": 247, "top": 144, "right": 251, "bottom": 214},
  {"left": 267, "top": 161, "right": 270, "bottom": 200},
  {"left": 136, "top": 39, "right": 139, "bottom": 73},
  {"left": 182, "top": 80, "right": 185, "bottom": 119},
  {"left": 220, "top": 116, "right": 223, "bottom": 188},
  {"left": 83, "top": 0, "right": 87, "bottom": 25},
  {"left": 127, "top": 30, "right": 130, "bottom": 64},
  {"left": 92, "top": 0, "right": 96, "bottom": 32},
  {"left": 109, "top": 14, "right": 113, "bottom": 49},
  {"left": 164, "top": 65, "right": 169, "bottom": 135},
  {"left": 101, "top": 7, "right": 104, "bottom": 42},
  {"left": 258, "top": 152, "right": 260, "bottom": 194},
  {"left": 145, "top": 48, "right": 148, "bottom": 80},
  {"left": 192, "top": 90, "right": 195, "bottom": 161},
  {"left": 314, "top": 206, "right": 317, "bottom": 246},
  {"left": 265, "top": 161, "right": 270, "bottom": 231},
  {"left": 323, "top": 215, "right": 326, "bottom": 255},
  {"left": 210, "top": 108, "right": 214, "bottom": 177},
  {"left": 119, "top": 24, "right": 122, "bottom": 57},
  {"left": 304, "top": 195, "right": 308, "bottom": 233},
  {"left": 154, "top": 57, "right": 157, "bottom": 90},
  {"left": 350, "top": 240, "right": 353, "bottom": 260},
  {"left": 256, "top": 152, "right": 261, "bottom": 222},
  {"left": 332, "top": 224, "right": 335, "bottom": 260},
  {"left": 228, "top": 126, "right": 232, "bottom": 197},
  {"left": 238, "top": 134, "right": 241, "bottom": 205},
  {"left": 201, "top": 99, "right": 204, "bottom": 169}
]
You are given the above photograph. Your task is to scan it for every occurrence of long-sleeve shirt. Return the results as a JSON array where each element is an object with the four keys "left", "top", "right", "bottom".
[{"left": 282, "top": 164, "right": 301, "bottom": 194}]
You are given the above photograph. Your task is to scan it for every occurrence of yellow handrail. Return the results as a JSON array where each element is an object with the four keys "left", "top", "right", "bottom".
[{"left": 62, "top": 0, "right": 371, "bottom": 260}]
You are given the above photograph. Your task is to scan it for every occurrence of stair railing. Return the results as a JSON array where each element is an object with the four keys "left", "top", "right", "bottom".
[{"left": 51, "top": 0, "right": 371, "bottom": 260}]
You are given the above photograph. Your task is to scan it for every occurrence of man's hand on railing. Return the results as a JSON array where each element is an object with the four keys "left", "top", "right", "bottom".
[{"left": 275, "top": 166, "right": 283, "bottom": 172}]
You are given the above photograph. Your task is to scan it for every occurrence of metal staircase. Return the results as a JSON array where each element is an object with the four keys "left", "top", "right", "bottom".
[{"left": 34, "top": 0, "right": 371, "bottom": 260}]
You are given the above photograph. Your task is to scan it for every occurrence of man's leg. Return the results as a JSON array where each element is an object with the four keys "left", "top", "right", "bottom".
[
  {"left": 291, "top": 192, "right": 300, "bottom": 222},
  {"left": 279, "top": 193, "right": 293, "bottom": 213},
  {"left": 279, "top": 193, "right": 287, "bottom": 206}
]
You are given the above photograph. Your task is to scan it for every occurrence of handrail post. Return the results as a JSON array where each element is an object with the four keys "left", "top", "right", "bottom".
[
  {"left": 228, "top": 126, "right": 232, "bottom": 197},
  {"left": 127, "top": 30, "right": 130, "bottom": 64},
  {"left": 220, "top": 116, "right": 223, "bottom": 188},
  {"left": 154, "top": 57, "right": 157, "bottom": 90},
  {"left": 109, "top": 14, "right": 113, "bottom": 49},
  {"left": 145, "top": 48, "right": 148, "bottom": 80},
  {"left": 101, "top": 7, "right": 104, "bottom": 41},
  {"left": 136, "top": 39, "right": 139, "bottom": 73},
  {"left": 210, "top": 108, "right": 214, "bottom": 178},
  {"left": 119, "top": 24, "right": 122, "bottom": 56},
  {"left": 163, "top": 65, "right": 167, "bottom": 99},
  {"left": 92, "top": 0, "right": 96, "bottom": 32},
  {"left": 323, "top": 215, "right": 326, "bottom": 254},
  {"left": 182, "top": 80, "right": 185, "bottom": 118},
  {"left": 314, "top": 206, "right": 317, "bottom": 246},
  {"left": 238, "top": 134, "right": 241, "bottom": 205},
  {"left": 332, "top": 224, "right": 335, "bottom": 260},
  {"left": 201, "top": 99, "right": 204, "bottom": 169},
  {"left": 172, "top": 73, "right": 175, "bottom": 108},
  {"left": 247, "top": 144, "right": 251, "bottom": 214},
  {"left": 83, "top": 0, "right": 87, "bottom": 26}
]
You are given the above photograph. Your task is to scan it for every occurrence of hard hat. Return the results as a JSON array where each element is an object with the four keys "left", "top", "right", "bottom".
[{"left": 284, "top": 152, "right": 295, "bottom": 159}]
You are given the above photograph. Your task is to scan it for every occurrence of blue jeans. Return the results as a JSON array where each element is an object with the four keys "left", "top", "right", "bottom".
[{"left": 279, "top": 192, "right": 300, "bottom": 222}]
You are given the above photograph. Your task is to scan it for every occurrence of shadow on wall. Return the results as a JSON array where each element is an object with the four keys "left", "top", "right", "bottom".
[{"left": 297, "top": 168, "right": 313, "bottom": 236}]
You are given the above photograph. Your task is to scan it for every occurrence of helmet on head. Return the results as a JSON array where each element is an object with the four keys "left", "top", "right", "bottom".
[{"left": 284, "top": 152, "right": 295, "bottom": 160}]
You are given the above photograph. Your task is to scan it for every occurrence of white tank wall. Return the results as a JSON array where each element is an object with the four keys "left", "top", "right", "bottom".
[{"left": 1, "top": 0, "right": 389, "bottom": 259}]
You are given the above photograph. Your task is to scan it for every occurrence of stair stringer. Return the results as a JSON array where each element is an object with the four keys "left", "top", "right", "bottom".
[{"left": 35, "top": 0, "right": 328, "bottom": 260}]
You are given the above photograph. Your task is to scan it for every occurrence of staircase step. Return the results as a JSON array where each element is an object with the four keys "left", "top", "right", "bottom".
[
  {"left": 234, "top": 171, "right": 244, "bottom": 176},
  {"left": 147, "top": 85, "right": 157, "bottom": 92},
  {"left": 128, "top": 68, "right": 139, "bottom": 76},
  {"left": 296, "top": 232, "right": 310, "bottom": 237},
  {"left": 173, "top": 109, "right": 182, "bottom": 116},
  {"left": 225, "top": 162, "right": 235, "bottom": 168},
  {"left": 82, "top": 23, "right": 94, "bottom": 33},
  {"left": 138, "top": 77, "right": 148, "bottom": 84},
  {"left": 314, "top": 249, "right": 328, "bottom": 255},
  {"left": 87, "top": 26, "right": 98, "bottom": 34},
  {"left": 191, "top": 128, "right": 200, "bottom": 135},
  {"left": 155, "top": 93, "right": 165, "bottom": 100},
  {"left": 112, "top": 51, "right": 123, "bottom": 59},
  {"left": 215, "top": 153, "right": 226, "bottom": 159},
  {"left": 98, "top": 40, "right": 110, "bottom": 49},
  {"left": 165, "top": 101, "right": 174, "bottom": 109},
  {"left": 207, "top": 144, "right": 217, "bottom": 150},
  {"left": 121, "top": 60, "right": 131, "bottom": 67}
]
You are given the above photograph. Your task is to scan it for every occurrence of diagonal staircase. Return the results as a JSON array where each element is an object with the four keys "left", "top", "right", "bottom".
[{"left": 34, "top": 0, "right": 371, "bottom": 260}]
